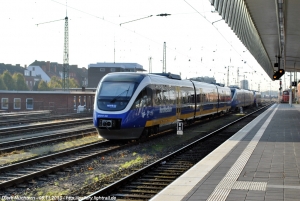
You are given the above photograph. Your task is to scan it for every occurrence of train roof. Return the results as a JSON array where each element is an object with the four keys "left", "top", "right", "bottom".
[{"left": 101, "top": 72, "right": 230, "bottom": 89}]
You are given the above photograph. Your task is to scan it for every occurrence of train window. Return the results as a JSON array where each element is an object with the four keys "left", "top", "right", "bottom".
[
  {"left": 169, "top": 89, "right": 176, "bottom": 104},
  {"left": 189, "top": 94, "right": 195, "bottom": 103},
  {"left": 154, "top": 87, "right": 162, "bottom": 105},
  {"left": 14, "top": 98, "right": 21, "bottom": 109},
  {"left": 196, "top": 94, "right": 200, "bottom": 103},
  {"left": 181, "top": 91, "right": 187, "bottom": 104},
  {"left": 79, "top": 96, "right": 81, "bottom": 106},
  {"left": 98, "top": 82, "right": 136, "bottom": 111},
  {"left": 1, "top": 98, "right": 8, "bottom": 109},
  {"left": 131, "top": 87, "right": 152, "bottom": 109},
  {"left": 84, "top": 96, "right": 86, "bottom": 106},
  {"left": 26, "top": 98, "right": 33, "bottom": 110},
  {"left": 162, "top": 89, "right": 169, "bottom": 104}
]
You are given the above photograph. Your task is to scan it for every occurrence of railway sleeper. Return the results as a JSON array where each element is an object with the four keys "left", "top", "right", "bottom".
[
  {"left": 151, "top": 169, "right": 184, "bottom": 174},
  {"left": 111, "top": 194, "right": 153, "bottom": 199},
  {"left": 118, "top": 189, "right": 159, "bottom": 194},
  {"left": 130, "top": 181, "right": 169, "bottom": 186},
  {"left": 156, "top": 167, "right": 187, "bottom": 171},
  {"left": 137, "top": 178, "right": 174, "bottom": 182},
  {"left": 140, "top": 175, "right": 177, "bottom": 179},
  {"left": 125, "top": 185, "right": 163, "bottom": 190}
]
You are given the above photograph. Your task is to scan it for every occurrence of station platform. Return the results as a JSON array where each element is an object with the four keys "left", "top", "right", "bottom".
[{"left": 151, "top": 103, "right": 300, "bottom": 201}]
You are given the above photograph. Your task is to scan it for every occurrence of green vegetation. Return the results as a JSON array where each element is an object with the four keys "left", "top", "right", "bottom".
[
  {"left": 0, "top": 71, "right": 79, "bottom": 91},
  {"left": 120, "top": 156, "right": 144, "bottom": 169}
]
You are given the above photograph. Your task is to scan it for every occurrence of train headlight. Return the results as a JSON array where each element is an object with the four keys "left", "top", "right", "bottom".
[
  {"left": 98, "top": 118, "right": 121, "bottom": 129},
  {"left": 99, "top": 120, "right": 113, "bottom": 128}
]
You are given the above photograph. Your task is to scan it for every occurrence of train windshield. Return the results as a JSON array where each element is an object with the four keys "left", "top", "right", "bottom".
[
  {"left": 97, "top": 82, "right": 135, "bottom": 111},
  {"left": 97, "top": 73, "right": 146, "bottom": 111}
]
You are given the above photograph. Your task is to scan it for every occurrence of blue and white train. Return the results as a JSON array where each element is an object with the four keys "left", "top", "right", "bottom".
[
  {"left": 229, "top": 87, "right": 255, "bottom": 111},
  {"left": 253, "top": 91, "right": 262, "bottom": 106},
  {"left": 93, "top": 72, "right": 232, "bottom": 140}
]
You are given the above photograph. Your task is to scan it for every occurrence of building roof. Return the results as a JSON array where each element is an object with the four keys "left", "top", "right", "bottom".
[{"left": 88, "top": 62, "right": 145, "bottom": 71}]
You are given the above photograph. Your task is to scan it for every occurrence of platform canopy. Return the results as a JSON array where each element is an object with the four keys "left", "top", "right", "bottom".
[{"left": 210, "top": 0, "right": 300, "bottom": 80}]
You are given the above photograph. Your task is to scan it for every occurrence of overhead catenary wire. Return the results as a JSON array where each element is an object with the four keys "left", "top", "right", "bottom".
[{"left": 36, "top": 18, "right": 65, "bottom": 26}]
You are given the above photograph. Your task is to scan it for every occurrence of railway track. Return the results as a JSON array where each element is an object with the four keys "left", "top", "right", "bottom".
[
  {"left": 0, "top": 140, "right": 125, "bottom": 189},
  {"left": 0, "top": 112, "right": 91, "bottom": 127},
  {"left": 79, "top": 103, "right": 274, "bottom": 200},
  {"left": 0, "top": 117, "right": 92, "bottom": 138},
  {"left": 0, "top": 125, "right": 96, "bottom": 154},
  {"left": 0, "top": 110, "right": 231, "bottom": 190},
  {"left": 0, "top": 103, "right": 272, "bottom": 196}
]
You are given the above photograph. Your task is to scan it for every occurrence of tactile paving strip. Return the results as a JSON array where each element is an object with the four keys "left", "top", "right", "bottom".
[
  {"left": 232, "top": 181, "right": 267, "bottom": 191},
  {"left": 206, "top": 106, "right": 278, "bottom": 201}
]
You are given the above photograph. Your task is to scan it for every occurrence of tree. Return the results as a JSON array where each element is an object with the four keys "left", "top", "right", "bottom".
[
  {"left": 13, "top": 73, "right": 29, "bottom": 91},
  {"left": 48, "top": 76, "right": 62, "bottom": 89},
  {"left": 48, "top": 76, "right": 79, "bottom": 89},
  {"left": 0, "top": 75, "right": 7, "bottom": 90},
  {"left": 2, "top": 70, "right": 16, "bottom": 90},
  {"left": 69, "top": 78, "right": 79, "bottom": 88},
  {"left": 37, "top": 80, "right": 49, "bottom": 91}
]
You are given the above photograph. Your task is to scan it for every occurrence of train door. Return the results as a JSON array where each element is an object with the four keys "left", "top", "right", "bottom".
[{"left": 176, "top": 86, "right": 181, "bottom": 119}]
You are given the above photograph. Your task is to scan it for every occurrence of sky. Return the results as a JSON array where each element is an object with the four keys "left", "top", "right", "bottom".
[{"left": 0, "top": 0, "right": 283, "bottom": 92}]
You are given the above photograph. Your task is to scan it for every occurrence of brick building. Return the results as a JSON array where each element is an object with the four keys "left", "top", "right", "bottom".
[{"left": 0, "top": 91, "right": 95, "bottom": 114}]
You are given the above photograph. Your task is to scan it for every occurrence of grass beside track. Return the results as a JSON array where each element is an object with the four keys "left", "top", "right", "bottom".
[{"left": 0, "top": 134, "right": 100, "bottom": 166}]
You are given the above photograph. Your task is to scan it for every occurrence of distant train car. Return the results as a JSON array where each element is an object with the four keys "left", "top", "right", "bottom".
[
  {"left": 93, "top": 72, "right": 231, "bottom": 140},
  {"left": 253, "top": 91, "right": 262, "bottom": 106},
  {"left": 281, "top": 90, "right": 295, "bottom": 103},
  {"left": 230, "top": 87, "right": 254, "bottom": 111}
]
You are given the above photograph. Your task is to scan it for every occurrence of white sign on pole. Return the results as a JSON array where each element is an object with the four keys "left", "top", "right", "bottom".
[{"left": 177, "top": 120, "right": 183, "bottom": 135}]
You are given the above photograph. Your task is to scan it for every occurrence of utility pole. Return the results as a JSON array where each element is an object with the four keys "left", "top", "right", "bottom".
[
  {"left": 227, "top": 66, "right": 229, "bottom": 86},
  {"left": 36, "top": 12, "right": 69, "bottom": 91},
  {"left": 226, "top": 66, "right": 234, "bottom": 86},
  {"left": 63, "top": 15, "right": 69, "bottom": 91},
  {"left": 162, "top": 42, "right": 166, "bottom": 73}
]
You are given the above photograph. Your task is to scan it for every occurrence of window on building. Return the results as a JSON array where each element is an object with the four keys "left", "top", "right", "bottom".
[
  {"left": 14, "top": 98, "right": 21, "bottom": 109},
  {"left": 79, "top": 96, "right": 81, "bottom": 106},
  {"left": 74, "top": 96, "right": 76, "bottom": 110},
  {"left": 100, "top": 68, "right": 105, "bottom": 72},
  {"left": 26, "top": 98, "right": 33, "bottom": 109},
  {"left": 83, "top": 96, "right": 86, "bottom": 106},
  {"left": 32, "top": 67, "right": 35, "bottom": 71},
  {"left": 1, "top": 98, "right": 8, "bottom": 109}
]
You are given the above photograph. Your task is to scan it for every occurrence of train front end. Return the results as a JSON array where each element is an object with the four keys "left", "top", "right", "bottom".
[{"left": 93, "top": 73, "right": 147, "bottom": 140}]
